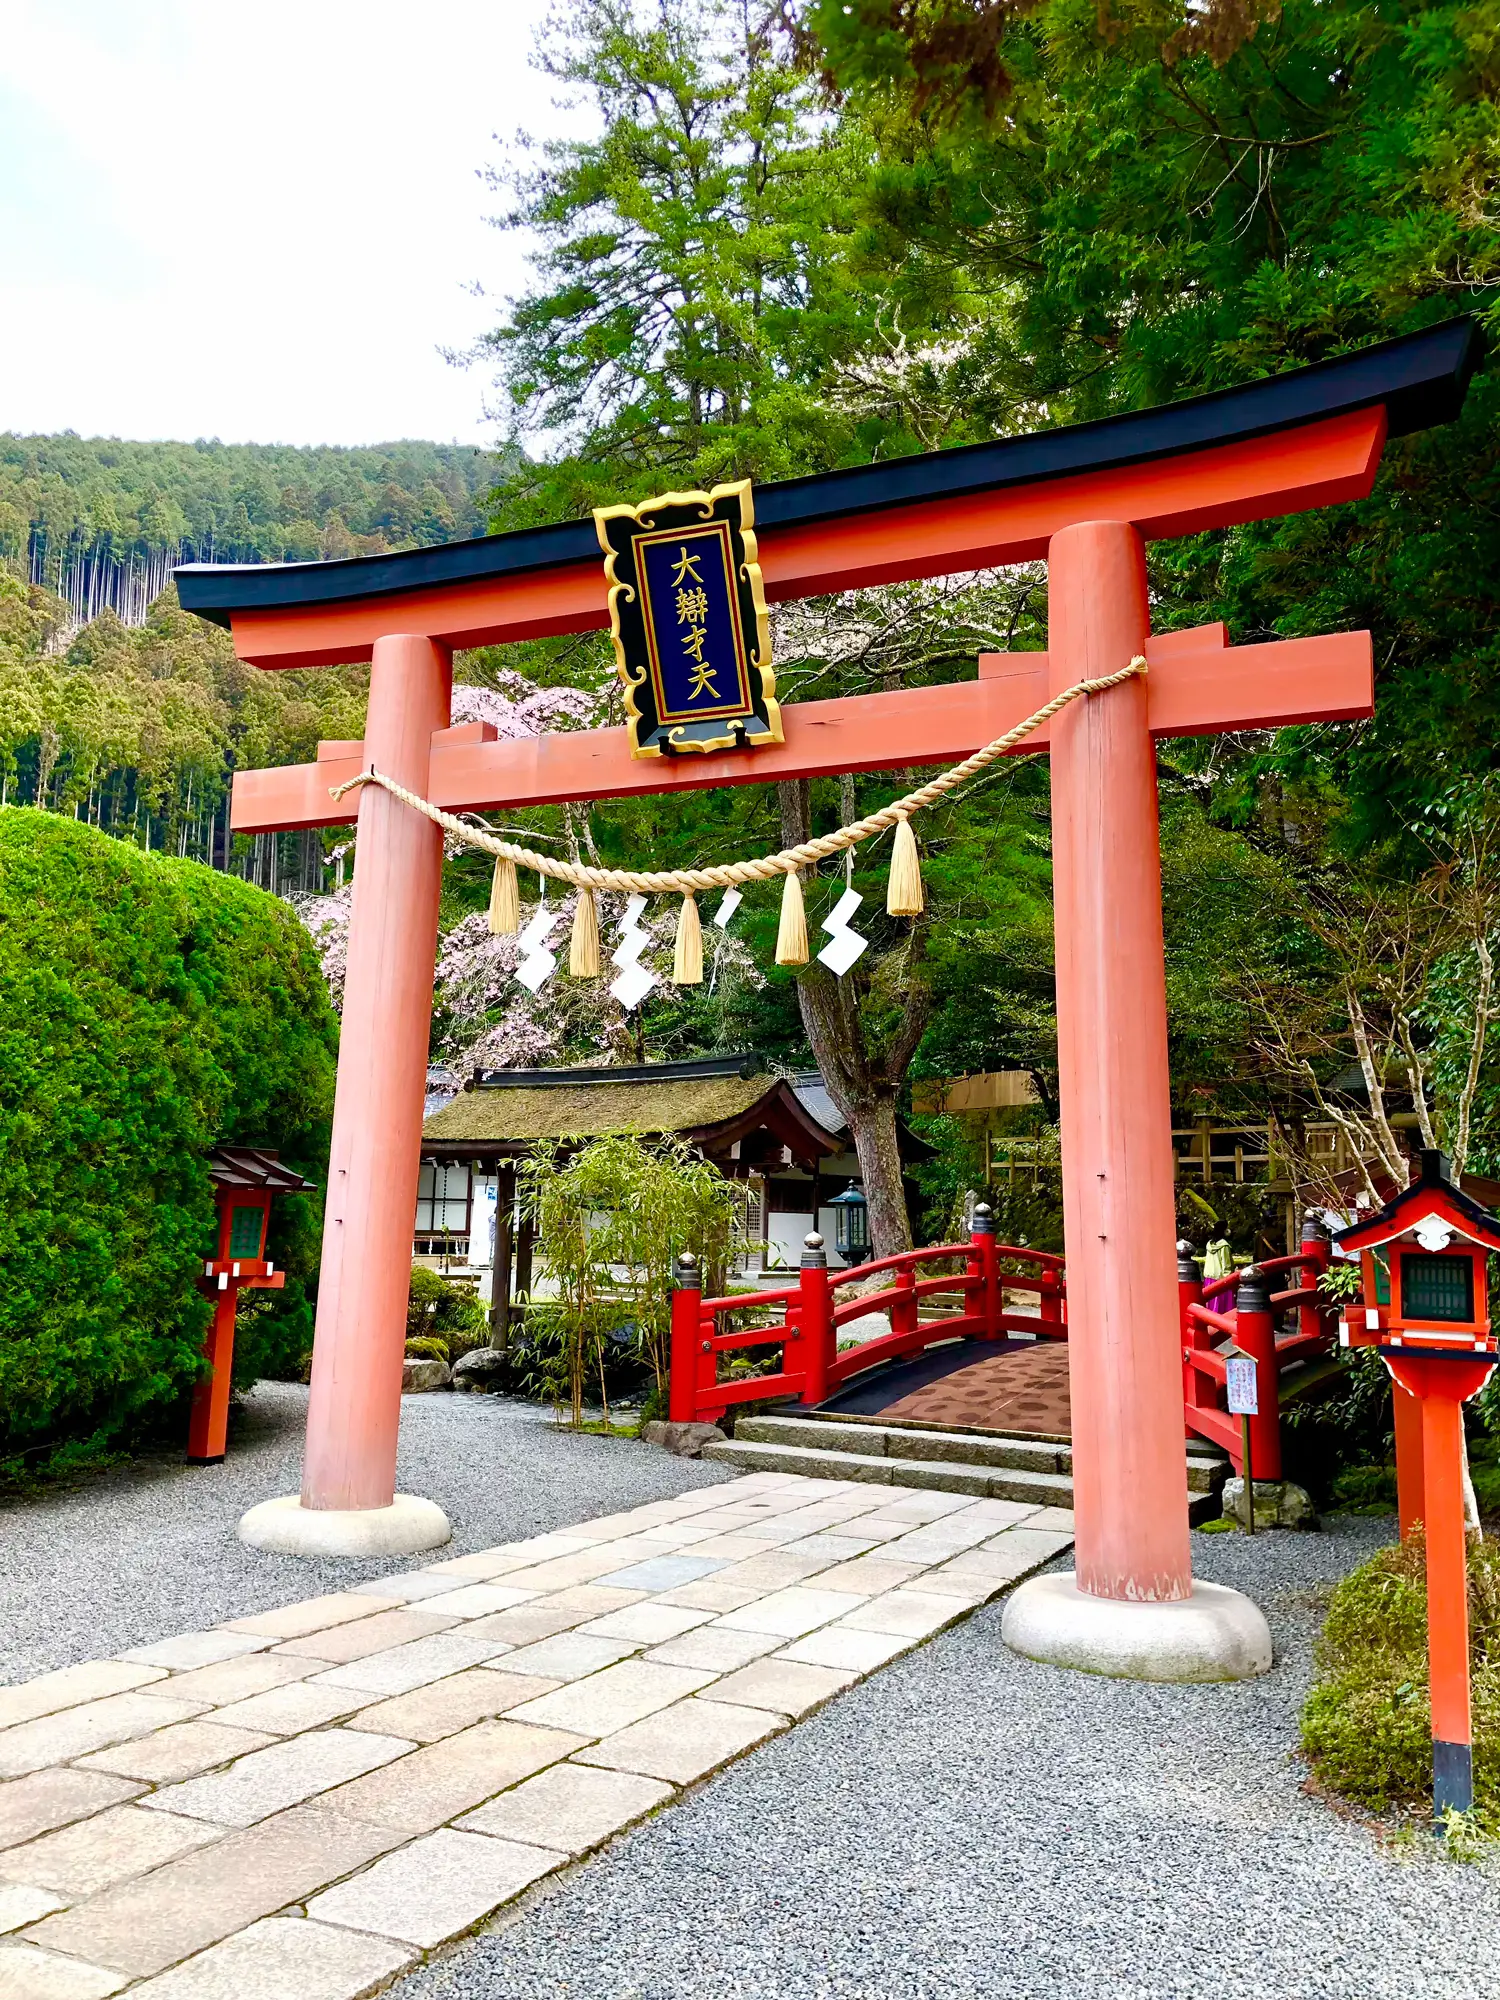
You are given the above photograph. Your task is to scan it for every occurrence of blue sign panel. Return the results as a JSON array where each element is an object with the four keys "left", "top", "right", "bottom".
[{"left": 595, "top": 480, "right": 781, "bottom": 758}]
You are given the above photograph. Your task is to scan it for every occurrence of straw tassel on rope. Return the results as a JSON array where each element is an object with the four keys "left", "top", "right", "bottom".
[
  {"left": 672, "top": 892, "right": 703, "bottom": 985},
  {"left": 887, "top": 811, "right": 924, "bottom": 916},
  {"left": 487, "top": 855, "right": 520, "bottom": 934},
  {"left": 775, "top": 869, "right": 808, "bottom": 966},
  {"left": 569, "top": 887, "right": 600, "bottom": 977}
]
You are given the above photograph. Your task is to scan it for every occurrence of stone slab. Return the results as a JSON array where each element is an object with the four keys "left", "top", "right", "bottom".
[
  {"left": 591, "top": 1556, "right": 731, "bottom": 1591},
  {"left": 421, "top": 1544, "right": 570, "bottom": 1578},
  {"left": 575, "top": 1697, "right": 785, "bottom": 1786},
  {"left": 145, "top": 1655, "right": 326, "bottom": 1708},
  {"left": 494, "top": 1635, "right": 639, "bottom": 1683},
  {"left": 0, "top": 1941, "right": 129, "bottom": 1998},
  {"left": 311, "top": 1632, "right": 513, "bottom": 1698},
  {"left": 117, "top": 1635, "right": 270, "bottom": 1673},
  {"left": 77, "top": 1722, "right": 277, "bottom": 1785},
  {"left": 778, "top": 1627, "right": 916, "bottom": 1673},
  {"left": 451, "top": 1605, "right": 581, "bottom": 1650},
  {"left": 0, "top": 1805, "right": 225, "bottom": 1897},
  {"left": 0, "top": 1665, "right": 167, "bottom": 1734},
  {"left": 643, "top": 1628, "right": 781, "bottom": 1673},
  {"left": 508, "top": 1663, "right": 717, "bottom": 1740},
  {"left": 707, "top": 1658, "right": 857, "bottom": 1718},
  {"left": 0, "top": 1773, "right": 145, "bottom": 1850},
  {"left": 0, "top": 1696, "right": 210, "bottom": 1780},
  {"left": 409, "top": 1585, "right": 539, "bottom": 1620},
  {"left": 352, "top": 1572, "right": 483, "bottom": 1602},
  {"left": 20, "top": 1806, "right": 407, "bottom": 1978},
  {"left": 575, "top": 1606, "right": 712, "bottom": 1645},
  {"left": 203, "top": 1685, "right": 376, "bottom": 1738},
  {"left": 834, "top": 1590, "right": 966, "bottom": 1640},
  {"left": 306, "top": 1827, "right": 563, "bottom": 1947},
  {"left": 652, "top": 1578, "right": 767, "bottom": 1614},
  {"left": 0, "top": 1884, "right": 68, "bottom": 1933},
  {"left": 340, "top": 1671, "right": 561, "bottom": 1744},
  {"left": 221, "top": 1597, "right": 397, "bottom": 1642},
  {"left": 124, "top": 1917, "right": 414, "bottom": 2000},
  {"left": 319, "top": 1721, "right": 586, "bottom": 1835},
  {"left": 272, "top": 1610, "right": 460, "bottom": 1665},
  {"left": 457, "top": 1762, "right": 672, "bottom": 1855},
  {"left": 141, "top": 1730, "right": 415, "bottom": 1828},
  {"left": 717, "top": 1588, "right": 869, "bottom": 1641}
]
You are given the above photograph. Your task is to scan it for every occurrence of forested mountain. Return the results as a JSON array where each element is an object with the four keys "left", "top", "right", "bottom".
[{"left": 0, "top": 433, "right": 499, "bottom": 631}]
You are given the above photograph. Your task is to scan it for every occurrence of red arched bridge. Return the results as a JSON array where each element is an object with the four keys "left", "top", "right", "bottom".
[{"left": 669, "top": 1209, "right": 1339, "bottom": 1497}]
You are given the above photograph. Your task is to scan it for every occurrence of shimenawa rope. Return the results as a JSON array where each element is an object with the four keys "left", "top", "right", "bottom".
[{"left": 327, "top": 655, "right": 1147, "bottom": 897}]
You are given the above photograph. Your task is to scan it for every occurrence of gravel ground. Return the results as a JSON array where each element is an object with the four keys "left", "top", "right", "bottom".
[
  {"left": 396, "top": 1517, "right": 1500, "bottom": 2000},
  {"left": 0, "top": 1382, "right": 727, "bottom": 1681}
]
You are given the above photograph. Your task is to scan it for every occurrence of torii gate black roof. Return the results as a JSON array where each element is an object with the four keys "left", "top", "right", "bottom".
[{"left": 177, "top": 319, "right": 1480, "bottom": 628}]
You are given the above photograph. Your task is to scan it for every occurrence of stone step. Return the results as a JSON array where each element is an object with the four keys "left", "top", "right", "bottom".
[
  {"left": 734, "top": 1414, "right": 1068, "bottom": 1476},
  {"left": 700, "top": 1436, "right": 1075, "bottom": 1507},
  {"left": 730, "top": 1413, "right": 1228, "bottom": 1496}
]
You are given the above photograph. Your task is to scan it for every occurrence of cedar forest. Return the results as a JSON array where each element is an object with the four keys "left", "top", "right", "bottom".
[{"left": 6, "top": 0, "right": 1500, "bottom": 1281}]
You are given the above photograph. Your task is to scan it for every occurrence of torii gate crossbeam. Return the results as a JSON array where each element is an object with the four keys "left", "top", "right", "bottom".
[{"left": 180, "top": 322, "right": 1477, "bottom": 1676}]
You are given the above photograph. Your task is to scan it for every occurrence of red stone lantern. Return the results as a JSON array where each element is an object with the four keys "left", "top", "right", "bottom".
[
  {"left": 1334, "top": 1150, "right": 1500, "bottom": 1823},
  {"left": 191, "top": 1147, "right": 316, "bottom": 1464}
]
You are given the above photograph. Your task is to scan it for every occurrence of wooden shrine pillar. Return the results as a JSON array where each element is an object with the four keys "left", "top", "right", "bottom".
[
  {"left": 514, "top": 1207, "right": 536, "bottom": 1308},
  {"left": 490, "top": 1163, "right": 516, "bottom": 1351},
  {"left": 1047, "top": 521, "right": 1193, "bottom": 1604}
]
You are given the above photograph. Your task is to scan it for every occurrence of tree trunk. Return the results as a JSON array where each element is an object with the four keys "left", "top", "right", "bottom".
[
  {"left": 777, "top": 779, "right": 929, "bottom": 1259},
  {"left": 849, "top": 1091, "right": 910, "bottom": 1257}
]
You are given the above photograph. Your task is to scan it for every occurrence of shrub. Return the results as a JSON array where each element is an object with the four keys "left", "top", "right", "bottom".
[
  {"left": 0, "top": 810, "right": 336, "bottom": 1473},
  {"left": 405, "top": 1265, "right": 488, "bottom": 1363},
  {"left": 1301, "top": 1533, "right": 1500, "bottom": 1814},
  {"left": 519, "top": 1133, "right": 744, "bottom": 1425}
]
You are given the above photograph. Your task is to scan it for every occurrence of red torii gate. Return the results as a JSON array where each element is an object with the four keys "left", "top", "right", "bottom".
[{"left": 180, "top": 322, "right": 1476, "bottom": 1673}]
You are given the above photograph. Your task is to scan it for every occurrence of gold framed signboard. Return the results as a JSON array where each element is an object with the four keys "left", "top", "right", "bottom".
[{"left": 594, "top": 479, "right": 781, "bottom": 759}]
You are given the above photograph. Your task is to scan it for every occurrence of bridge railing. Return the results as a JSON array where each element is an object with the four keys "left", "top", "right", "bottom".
[
  {"left": 1180, "top": 1228, "right": 1336, "bottom": 1477},
  {"left": 667, "top": 1209, "right": 1066, "bottom": 1428}
]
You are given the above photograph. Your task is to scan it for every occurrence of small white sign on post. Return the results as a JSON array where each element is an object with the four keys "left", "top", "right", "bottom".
[{"left": 1225, "top": 1355, "right": 1259, "bottom": 1416}]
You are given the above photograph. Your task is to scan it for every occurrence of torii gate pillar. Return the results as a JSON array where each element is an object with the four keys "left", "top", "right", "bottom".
[{"left": 1002, "top": 521, "right": 1270, "bottom": 1676}]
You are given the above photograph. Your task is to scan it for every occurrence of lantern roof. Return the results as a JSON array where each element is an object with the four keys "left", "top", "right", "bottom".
[
  {"left": 1333, "top": 1150, "right": 1500, "bottom": 1255},
  {"left": 208, "top": 1146, "right": 317, "bottom": 1194}
]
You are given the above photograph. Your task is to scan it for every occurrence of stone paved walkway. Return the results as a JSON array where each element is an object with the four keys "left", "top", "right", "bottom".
[{"left": 0, "top": 1473, "right": 1072, "bottom": 2000}]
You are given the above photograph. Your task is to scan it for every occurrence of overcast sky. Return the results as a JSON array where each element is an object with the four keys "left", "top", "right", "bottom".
[{"left": 0, "top": 0, "right": 562, "bottom": 448}]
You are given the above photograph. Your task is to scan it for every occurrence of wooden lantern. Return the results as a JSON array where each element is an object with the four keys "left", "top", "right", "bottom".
[
  {"left": 190, "top": 1147, "right": 316, "bottom": 1465},
  {"left": 1334, "top": 1150, "right": 1500, "bottom": 1825}
]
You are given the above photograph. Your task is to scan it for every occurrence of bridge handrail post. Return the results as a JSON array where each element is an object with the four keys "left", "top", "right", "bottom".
[
  {"left": 1234, "top": 1265, "right": 1282, "bottom": 1481},
  {"left": 1299, "top": 1213, "right": 1331, "bottom": 1345},
  {"left": 669, "top": 1251, "right": 703, "bottom": 1423},
  {"left": 798, "top": 1233, "right": 832, "bottom": 1407},
  {"left": 1178, "top": 1240, "right": 1210, "bottom": 1440},
  {"left": 970, "top": 1202, "right": 1001, "bottom": 1337}
]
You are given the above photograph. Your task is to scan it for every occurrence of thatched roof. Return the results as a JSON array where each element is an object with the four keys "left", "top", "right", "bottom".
[{"left": 422, "top": 1063, "right": 841, "bottom": 1163}]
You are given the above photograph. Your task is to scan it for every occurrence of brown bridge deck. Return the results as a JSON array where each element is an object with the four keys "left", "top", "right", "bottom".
[{"left": 820, "top": 1337, "right": 1072, "bottom": 1438}]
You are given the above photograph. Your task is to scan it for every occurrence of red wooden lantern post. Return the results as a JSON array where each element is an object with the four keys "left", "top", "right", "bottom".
[
  {"left": 1333, "top": 1150, "right": 1500, "bottom": 1824},
  {"left": 190, "top": 1148, "right": 315, "bottom": 1464}
]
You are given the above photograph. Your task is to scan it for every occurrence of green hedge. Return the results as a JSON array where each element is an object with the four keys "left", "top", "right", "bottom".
[{"left": 0, "top": 810, "right": 336, "bottom": 1473}]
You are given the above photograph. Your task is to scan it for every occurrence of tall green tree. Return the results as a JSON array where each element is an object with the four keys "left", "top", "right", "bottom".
[{"left": 472, "top": 0, "right": 890, "bottom": 523}]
